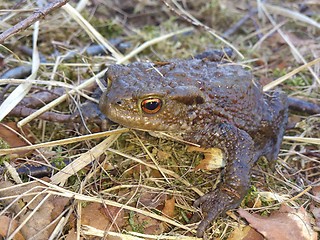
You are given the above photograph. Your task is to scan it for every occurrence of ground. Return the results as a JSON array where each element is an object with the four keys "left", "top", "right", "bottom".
[{"left": 0, "top": 1, "right": 319, "bottom": 239}]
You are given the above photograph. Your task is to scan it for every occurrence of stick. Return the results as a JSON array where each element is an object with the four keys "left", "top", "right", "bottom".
[{"left": 0, "top": 0, "right": 70, "bottom": 43}]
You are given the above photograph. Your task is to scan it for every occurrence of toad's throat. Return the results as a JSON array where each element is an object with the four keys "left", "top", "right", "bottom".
[{"left": 104, "top": 105, "right": 184, "bottom": 132}]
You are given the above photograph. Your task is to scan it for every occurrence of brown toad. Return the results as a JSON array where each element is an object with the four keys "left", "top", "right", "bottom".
[{"left": 99, "top": 56, "right": 288, "bottom": 237}]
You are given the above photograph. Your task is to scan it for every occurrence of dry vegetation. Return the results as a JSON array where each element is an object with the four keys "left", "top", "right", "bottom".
[{"left": 0, "top": 0, "right": 319, "bottom": 239}]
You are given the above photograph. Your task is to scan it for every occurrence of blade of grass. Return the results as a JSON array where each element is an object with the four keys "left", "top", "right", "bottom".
[
  {"left": 107, "top": 147, "right": 204, "bottom": 196},
  {"left": 50, "top": 133, "right": 121, "bottom": 185},
  {"left": 263, "top": 57, "right": 320, "bottom": 91},
  {"left": 284, "top": 136, "right": 320, "bottom": 145},
  {"left": 0, "top": 128, "right": 128, "bottom": 156},
  {"left": 264, "top": 3, "right": 320, "bottom": 29},
  {"left": 0, "top": 21, "right": 40, "bottom": 121},
  {"left": 82, "top": 225, "right": 200, "bottom": 239},
  {"left": 62, "top": 3, "right": 123, "bottom": 60}
]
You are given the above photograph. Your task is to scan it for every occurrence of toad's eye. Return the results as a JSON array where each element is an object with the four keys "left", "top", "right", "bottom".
[{"left": 141, "top": 98, "right": 162, "bottom": 114}]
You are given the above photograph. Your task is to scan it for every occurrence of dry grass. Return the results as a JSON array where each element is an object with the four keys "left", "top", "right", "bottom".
[{"left": 0, "top": 0, "right": 319, "bottom": 239}]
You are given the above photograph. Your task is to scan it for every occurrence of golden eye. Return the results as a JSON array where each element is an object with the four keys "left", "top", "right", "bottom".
[{"left": 141, "top": 98, "right": 162, "bottom": 114}]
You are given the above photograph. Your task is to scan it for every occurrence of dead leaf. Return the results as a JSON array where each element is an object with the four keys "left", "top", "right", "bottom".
[
  {"left": 0, "top": 216, "right": 25, "bottom": 240},
  {"left": 283, "top": 32, "right": 314, "bottom": 46},
  {"left": 81, "top": 202, "right": 126, "bottom": 232},
  {"left": 0, "top": 181, "right": 69, "bottom": 240},
  {"left": 188, "top": 146, "right": 224, "bottom": 170},
  {"left": 82, "top": 202, "right": 110, "bottom": 230},
  {"left": 162, "top": 197, "right": 175, "bottom": 218},
  {"left": 311, "top": 186, "right": 320, "bottom": 228},
  {"left": 123, "top": 164, "right": 148, "bottom": 178},
  {"left": 161, "top": 197, "right": 176, "bottom": 232},
  {"left": 51, "top": 196, "right": 70, "bottom": 219},
  {"left": 245, "top": 195, "right": 262, "bottom": 209},
  {"left": 64, "top": 229, "right": 78, "bottom": 240},
  {"left": 0, "top": 122, "right": 35, "bottom": 157},
  {"left": 310, "top": 205, "right": 320, "bottom": 229},
  {"left": 128, "top": 213, "right": 165, "bottom": 235},
  {"left": 138, "top": 191, "right": 166, "bottom": 209},
  {"left": 238, "top": 205, "right": 318, "bottom": 240},
  {"left": 150, "top": 169, "right": 162, "bottom": 178},
  {"left": 227, "top": 225, "right": 264, "bottom": 240},
  {"left": 264, "top": 31, "right": 320, "bottom": 64},
  {"left": 259, "top": 76, "right": 274, "bottom": 86},
  {"left": 101, "top": 204, "right": 127, "bottom": 229},
  {"left": 157, "top": 149, "right": 172, "bottom": 160},
  {"left": 312, "top": 185, "right": 320, "bottom": 198}
]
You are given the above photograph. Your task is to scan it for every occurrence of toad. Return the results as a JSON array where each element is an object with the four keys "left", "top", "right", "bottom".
[{"left": 99, "top": 55, "right": 288, "bottom": 237}]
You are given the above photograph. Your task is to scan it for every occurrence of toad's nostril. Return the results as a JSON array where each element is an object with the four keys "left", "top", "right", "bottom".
[{"left": 116, "top": 100, "right": 122, "bottom": 105}]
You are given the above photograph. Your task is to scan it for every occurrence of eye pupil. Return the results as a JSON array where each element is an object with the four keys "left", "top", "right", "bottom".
[
  {"left": 145, "top": 101, "right": 158, "bottom": 110},
  {"left": 141, "top": 98, "right": 162, "bottom": 114}
]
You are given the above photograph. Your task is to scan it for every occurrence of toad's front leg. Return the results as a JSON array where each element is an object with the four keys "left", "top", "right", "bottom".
[{"left": 190, "top": 123, "right": 255, "bottom": 238}]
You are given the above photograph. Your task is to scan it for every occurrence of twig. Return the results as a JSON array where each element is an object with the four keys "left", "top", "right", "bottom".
[
  {"left": 259, "top": 3, "right": 320, "bottom": 85},
  {"left": 0, "top": 0, "right": 70, "bottom": 43},
  {"left": 288, "top": 97, "right": 320, "bottom": 115},
  {"left": 223, "top": 9, "right": 258, "bottom": 38},
  {"left": 8, "top": 105, "right": 74, "bottom": 123},
  {"left": 162, "top": 0, "right": 244, "bottom": 59}
]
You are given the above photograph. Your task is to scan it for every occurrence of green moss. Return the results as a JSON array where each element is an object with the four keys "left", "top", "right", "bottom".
[
  {"left": 273, "top": 68, "right": 288, "bottom": 79},
  {"left": 93, "top": 20, "right": 123, "bottom": 38},
  {"left": 0, "top": 139, "right": 10, "bottom": 165},
  {"left": 273, "top": 68, "right": 312, "bottom": 87},
  {"left": 51, "top": 146, "right": 66, "bottom": 169},
  {"left": 286, "top": 76, "right": 312, "bottom": 87},
  {"left": 128, "top": 211, "right": 147, "bottom": 233},
  {"left": 243, "top": 185, "right": 258, "bottom": 207}
]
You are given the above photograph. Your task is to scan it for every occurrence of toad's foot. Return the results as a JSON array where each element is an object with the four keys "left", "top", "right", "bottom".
[{"left": 192, "top": 188, "right": 244, "bottom": 238}]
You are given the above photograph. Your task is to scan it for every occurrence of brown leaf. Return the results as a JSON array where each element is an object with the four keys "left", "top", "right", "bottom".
[
  {"left": 123, "top": 164, "right": 147, "bottom": 178},
  {"left": 157, "top": 149, "right": 172, "bottom": 160},
  {"left": 311, "top": 186, "right": 320, "bottom": 228},
  {"left": 188, "top": 146, "right": 224, "bottom": 170},
  {"left": 238, "top": 205, "right": 318, "bottom": 240},
  {"left": 312, "top": 185, "right": 320, "bottom": 198},
  {"left": 282, "top": 32, "right": 317, "bottom": 48},
  {"left": 138, "top": 191, "right": 166, "bottom": 209},
  {"left": 82, "top": 202, "right": 126, "bottom": 232},
  {"left": 310, "top": 205, "right": 320, "bottom": 229},
  {"left": 0, "top": 181, "right": 69, "bottom": 240},
  {"left": 0, "top": 216, "right": 25, "bottom": 240},
  {"left": 101, "top": 204, "right": 126, "bottom": 229},
  {"left": 150, "top": 169, "right": 162, "bottom": 178},
  {"left": 0, "top": 122, "right": 35, "bottom": 157},
  {"left": 51, "top": 196, "right": 70, "bottom": 219},
  {"left": 64, "top": 229, "right": 78, "bottom": 240},
  {"left": 227, "top": 225, "right": 264, "bottom": 240},
  {"left": 162, "top": 197, "right": 175, "bottom": 218},
  {"left": 129, "top": 213, "right": 165, "bottom": 235},
  {"left": 81, "top": 202, "right": 112, "bottom": 230}
]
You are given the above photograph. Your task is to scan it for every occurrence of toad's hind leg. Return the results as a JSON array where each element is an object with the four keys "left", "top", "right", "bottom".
[
  {"left": 190, "top": 123, "right": 255, "bottom": 237},
  {"left": 262, "top": 91, "right": 288, "bottom": 162}
]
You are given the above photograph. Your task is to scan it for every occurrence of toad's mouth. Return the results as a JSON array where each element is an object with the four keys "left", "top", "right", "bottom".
[
  {"left": 105, "top": 109, "right": 194, "bottom": 146},
  {"left": 99, "top": 98, "right": 182, "bottom": 132}
]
